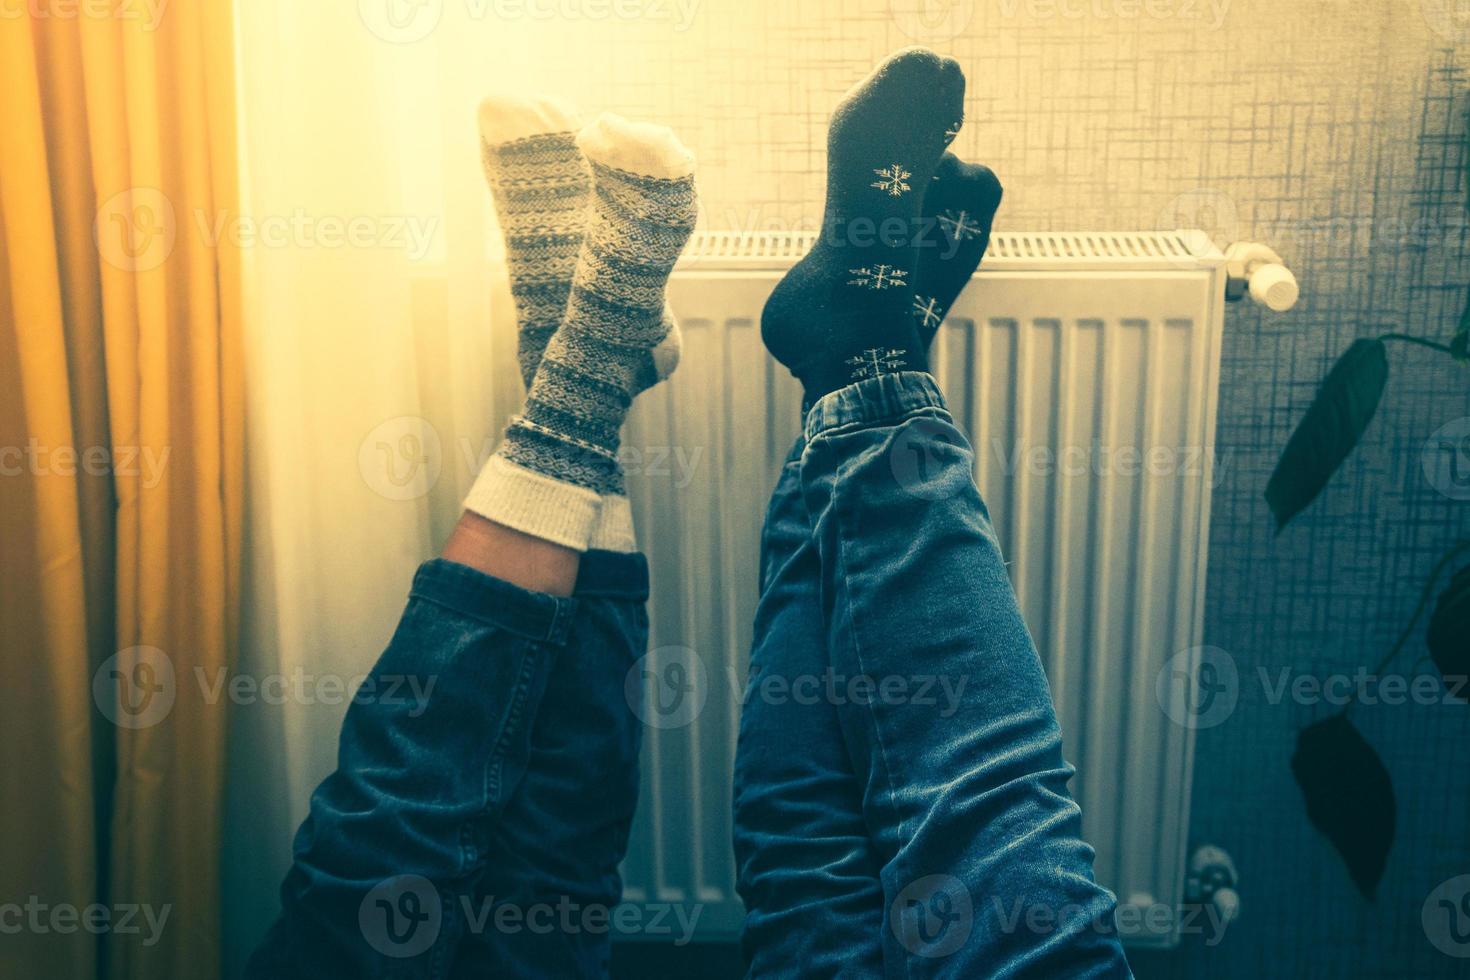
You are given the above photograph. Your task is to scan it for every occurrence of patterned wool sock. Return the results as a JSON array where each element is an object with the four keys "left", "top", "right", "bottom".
[
  {"left": 464, "top": 113, "right": 698, "bottom": 551},
  {"left": 478, "top": 93, "right": 591, "bottom": 386},
  {"left": 911, "top": 152, "right": 1004, "bottom": 347},
  {"left": 761, "top": 47, "right": 964, "bottom": 405},
  {"left": 478, "top": 95, "right": 684, "bottom": 550}
]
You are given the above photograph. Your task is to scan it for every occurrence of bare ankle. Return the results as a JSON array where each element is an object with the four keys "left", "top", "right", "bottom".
[{"left": 442, "top": 512, "right": 580, "bottom": 597}]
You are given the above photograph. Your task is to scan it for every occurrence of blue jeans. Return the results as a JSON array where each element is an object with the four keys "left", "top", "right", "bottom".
[
  {"left": 734, "top": 372, "right": 1133, "bottom": 978},
  {"left": 247, "top": 553, "right": 649, "bottom": 979}
]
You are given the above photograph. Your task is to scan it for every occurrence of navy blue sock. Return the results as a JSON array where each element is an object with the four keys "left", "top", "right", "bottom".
[
  {"left": 761, "top": 47, "right": 965, "bottom": 404},
  {"left": 911, "top": 152, "right": 1003, "bottom": 347}
]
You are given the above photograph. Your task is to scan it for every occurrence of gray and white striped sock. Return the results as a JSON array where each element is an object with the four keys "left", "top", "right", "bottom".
[
  {"left": 465, "top": 113, "right": 698, "bottom": 552},
  {"left": 477, "top": 94, "right": 590, "bottom": 388}
]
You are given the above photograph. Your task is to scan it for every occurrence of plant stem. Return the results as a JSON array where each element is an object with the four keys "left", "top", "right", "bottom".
[
  {"left": 1378, "top": 332, "right": 1455, "bottom": 355},
  {"left": 1346, "top": 540, "right": 1470, "bottom": 717}
]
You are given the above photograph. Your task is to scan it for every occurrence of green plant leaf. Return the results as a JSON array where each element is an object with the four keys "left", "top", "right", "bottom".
[
  {"left": 1428, "top": 564, "right": 1470, "bottom": 702},
  {"left": 1265, "top": 338, "right": 1390, "bottom": 531},
  {"left": 1291, "top": 713, "right": 1395, "bottom": 900}
]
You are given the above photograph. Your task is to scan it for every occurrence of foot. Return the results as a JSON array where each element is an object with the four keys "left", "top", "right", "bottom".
[
  {"left": 911, "top": 152, "right": 1003, "bottom": 346},
  {"left": 502, "top": 112, "right": 699, "bottom": 496},
  {"left": 478, "top": 93, "right": 592, "bottom": 387},
  {"left": 467, "top": 113, "right": 698, "bottom": 551},
  {"left": 761, "top": 47, "right": 965, "bottom": 404},
  {"left": 479, "top": 95, "right": 685, "bottom": 392}
]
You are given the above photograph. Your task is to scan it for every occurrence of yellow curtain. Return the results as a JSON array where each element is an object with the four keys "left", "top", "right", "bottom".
[{"left": 0, "top": 4, "right": 242, "bottom": 978}]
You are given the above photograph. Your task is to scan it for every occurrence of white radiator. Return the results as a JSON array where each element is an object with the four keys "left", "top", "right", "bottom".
[{"left": 619, "top": 230, "right": 1231, "bottom": 949}]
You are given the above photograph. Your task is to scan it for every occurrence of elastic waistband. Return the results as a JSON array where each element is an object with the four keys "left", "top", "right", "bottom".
[
  {"left": 803, "top": 371, "right": 949, "bottom": 442},
  {"left": 412, "top": 558, "right": 576, "bottom": 644},
  {"left": 409, "top": 552, "right": 648, "bottom": 644}
]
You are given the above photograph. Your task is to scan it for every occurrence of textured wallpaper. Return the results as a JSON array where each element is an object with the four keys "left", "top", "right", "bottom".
[{"left": 402, "top": 0, "right": 1470, "bottom": 973}]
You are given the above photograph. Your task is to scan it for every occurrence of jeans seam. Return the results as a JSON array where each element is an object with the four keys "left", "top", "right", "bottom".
[
  {"left": 810, "top": 404, "right": 950, "bottom": 445},
  {"left": 440, "top": 637, "right": 547, "bottom": 941},
  {"left": 432, "top": 642, "right": 546, "bottom": 974},
  {"left": 815, "top": 444, "right": 920, "bottom": 980},
  {"left": 482, "top": 643, "right": 543, "bottom": 811},
  {"left": 412, "top": 591, "right": 568, "bottom": 644}
]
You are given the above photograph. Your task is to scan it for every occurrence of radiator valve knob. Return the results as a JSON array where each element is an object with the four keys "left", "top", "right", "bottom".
[
  {"left": 1224, "top": 242, "right": 1300, "bottom": 312},
  {"left": 1249, "top": 263, "right": 1299, "bottom": 312},
  {"left": 1186, "top": 843, "right": 1241, "bottom": 929},
  {"left": 1211, "top": 886, "right": 1241, "bottom": 925}
]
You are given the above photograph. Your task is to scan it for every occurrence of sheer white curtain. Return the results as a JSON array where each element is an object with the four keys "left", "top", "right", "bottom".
[{"left": 223, "top": 7, "right": 531, "bottom": 973}]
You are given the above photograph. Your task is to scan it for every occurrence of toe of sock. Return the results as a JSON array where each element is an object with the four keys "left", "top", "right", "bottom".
[
  {"left": 937, "top": 154, "right": 1003, "bottom": 206},
  {"left": 972, "top": 163, "right": 1003, "bottom": 210},
  {"left": 934, "top": 151, "right": 964, "bottom": 181},
  {"left": 885, "top": 45, "right": 947, "bottom": 72},
  {"left": 577, "top": 112, "right": 696, "bottom": 179},
  {"left": 832, "top": 46, "right": 966, "bottom": 145},
  {"left": 478, "top": 92, "right": 584, "bottom": 146},
  {"left": 853, "top": 46, "right": 960, "bottom": 93}
]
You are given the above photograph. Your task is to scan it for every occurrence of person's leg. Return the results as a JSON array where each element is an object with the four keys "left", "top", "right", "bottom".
[
  {"left": 733, "top": 436, "right": 887, "bottom": 978},
  {"left": 248, "top": 111, "right": 696, "bottom": 977},
  {"left": 760, "top": 46, "right": 1126, "bottom": 979},
  {"left": 445, "top": 511, "right": 581, "bottom": 596},
  {"left": 441, "top": 104, "right": 697, "bottom": 976},
  {"left": 733, "top": 149, "right": 1002, "bottom": 976},
  {"left": 245, "top": 554, "right": 641, "bottom": 979},
  {"left": 446, "top": 551, "right": 649, "bottom": 978},
  {"left": 795, "top": 374, "right": 1131, "bottom": 978},
  {"left": 473, "top": 92, "right": 684, "bottom": 554}
]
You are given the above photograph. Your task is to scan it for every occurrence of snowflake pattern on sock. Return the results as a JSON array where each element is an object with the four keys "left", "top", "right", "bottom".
[
  {"left": 912, "top": 294, "right": 943, "bottom": 330},
  {"left": 847, "top": 263, "right": 908, "bottom": 290},
  {"left": 846, "top": 347, "right": 910, "bottom": 380},
  {"left": 938, "top": 208, "right": 985, "bottom": 241},
  {"left": 870, "top": 163, "right": 913, "bottom": 197}
]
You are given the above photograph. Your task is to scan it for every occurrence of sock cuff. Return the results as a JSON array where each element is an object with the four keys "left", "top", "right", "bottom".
[
  {"left": 463, "top": 456, "right": 602, "bottom": 552},
  {"left": 577, "top": 112, "right": 696, "bottom": 180},
  {"left": 478, "top": 92, "right": 584, "bottom": 147},
  {"left": 588, "top": 493, "right": 637, "bottom": 553}
]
